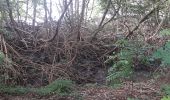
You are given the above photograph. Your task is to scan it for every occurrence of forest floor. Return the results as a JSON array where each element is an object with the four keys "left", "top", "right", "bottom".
[{"left": 0, "top": 70, "right": 169, "bottom": 100}]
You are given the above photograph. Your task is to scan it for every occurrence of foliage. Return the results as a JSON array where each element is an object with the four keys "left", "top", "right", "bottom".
[
  {"left": 107, "top": 39, "right": 148, "bottom": 85},
  {"left": 0, "top": 79, "right": 74, "bottom": 95},
  {"left": 35, "top": 79, "right": 74, "bottom": 95},
  {"left": 161, "top": 96, "right": 170, "bottom": 100},
  {"left": 0, "top": 84, "right": 29, "bottom": 94},
  {"left": 152, "top": 41, "right": 170, "bottom": 66},
  {"left": 159, "top": 28, "right": 170, "bottom": 36},
  {"left": 161, "top": 85, "right": 170, "bottom": 96}
]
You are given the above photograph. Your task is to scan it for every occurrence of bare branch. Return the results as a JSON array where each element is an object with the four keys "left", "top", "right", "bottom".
[
  {"left": 91, "top": 1, "right": 120, "bottom": 42},
  {"left": 47, "top": 0, "right": 72, "bottom": 42},
  {"left": 125, "top": 1, "right": 167, "bottom": 39}
]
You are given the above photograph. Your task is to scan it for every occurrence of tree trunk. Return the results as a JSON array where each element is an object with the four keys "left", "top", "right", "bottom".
[
  {"left": 32, "top": 2, "right": 37, "bottom": 31},
  {"left": 44, "top": 0, "right": 48, "bottom": 23},
  {"left": 77, "top": 0, "right": 86, "bottom": 41},
  {"left": 6, "top": 0, "right": 15, "bottom": 24},
  {"left": 25, "top": 0, "right": 29, "bottom": 23}
]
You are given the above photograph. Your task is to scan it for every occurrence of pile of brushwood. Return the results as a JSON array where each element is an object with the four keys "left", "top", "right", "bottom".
[
  {"left": 0, "top": 19, "right": 167, "bottom": 89},
  {"left": 0, "top": 21, "right": 119, "bottom": 87}
]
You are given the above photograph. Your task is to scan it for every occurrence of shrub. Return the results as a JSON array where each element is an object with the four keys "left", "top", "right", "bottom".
[
  {"left": 161, "top": 96, "right": 170, "bottom": 100},
  {"left": 107, "top": 39, "right": 148, "bottom": 85},
  {"left": 159, "top": 28, "right": 170, "bottom": 36},
  {"left": 152, "top": 41, "right": 170, "bottom": 66},
  {"left": 161, "top": 85, "right": 170, "bottom": 96}
]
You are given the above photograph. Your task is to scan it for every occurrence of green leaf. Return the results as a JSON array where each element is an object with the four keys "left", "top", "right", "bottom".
[
  {"left": 159, "top": 29, "right": 170, "bottom": 36},
  {"left": 152, "top": 41, "right": 170, "bottom": 65},
  {"left": 162, "top": 85, "right": 170, "bottom": 96},
  {"left": 161, "top": 96, "right": 170, "bottom": 100}
]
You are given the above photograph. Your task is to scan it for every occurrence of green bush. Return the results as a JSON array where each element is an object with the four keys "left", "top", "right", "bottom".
[
  {"left": 161, "top": 96, "right": 170, "bottom": 100},
  {"left": 152, "top": 41, "right": 170, "bottom": 66},
  {"left": 159, "top": 28, "right": 170, "bottom": 36},
  {"left": 161, "top": 85, "right": 170, "bottom": 96},
  {"left": 107, "top": 39, "right": 148, "bottom": 85}
]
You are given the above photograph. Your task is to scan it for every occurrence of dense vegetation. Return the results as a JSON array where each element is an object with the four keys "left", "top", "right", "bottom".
[{"left": 0, "top": 0, "right": 170, "bottom": 99}]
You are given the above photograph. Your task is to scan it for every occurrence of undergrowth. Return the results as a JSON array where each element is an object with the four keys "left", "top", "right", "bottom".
[
  {"left": 161, "top": 84, "right": 170, "bottom": 100},
  {"left": 35, "top": 79, "right": 74, "bottom": 95},
  {"left": 106, "top": 39, "right": 149, "bottom": 86},
  {"left": 161, "top": 96, "right": 170, "bottom": 100},
  {"left": 0, "top": 84, "right": 29, "bottom": 94},
  {"left": 107, "top": 38, "right": 170, "bottom": 86},
  {"left": 0, "top": 79, "right": 74, "bottom": 96},
  {"left": 161, "top": 85, "right": 170, "bottom": 96},
  {"left": 152, "top": 41, "right": 170, "bottom": 66}
]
